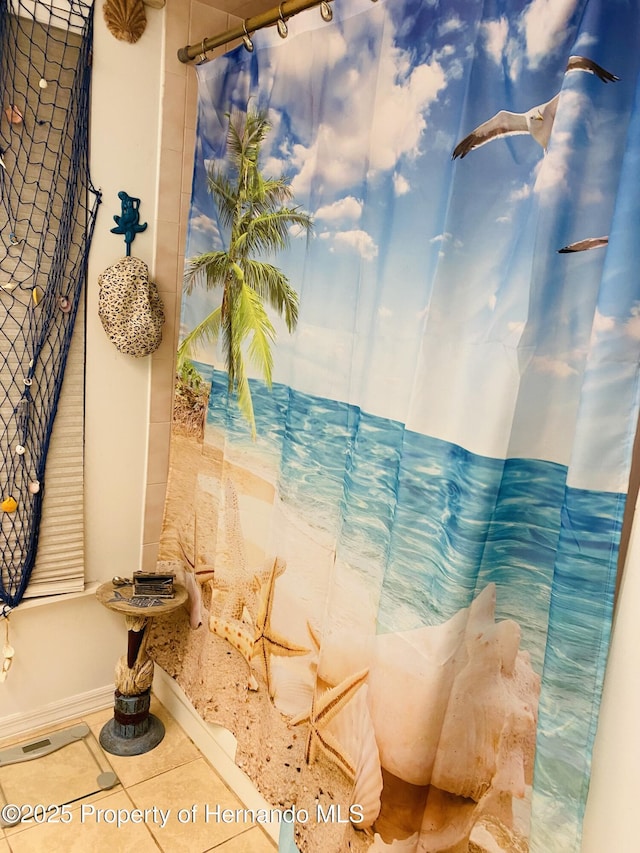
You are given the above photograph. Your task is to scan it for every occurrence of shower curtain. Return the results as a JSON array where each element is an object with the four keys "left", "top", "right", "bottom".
[{"left": 152, "top": 1, "right": 640, "bottom": 850}]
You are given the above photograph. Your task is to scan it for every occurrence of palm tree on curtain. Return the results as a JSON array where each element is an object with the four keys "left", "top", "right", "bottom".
[{"left": 178, "top": 106, "right": 313, "bottom": 438}]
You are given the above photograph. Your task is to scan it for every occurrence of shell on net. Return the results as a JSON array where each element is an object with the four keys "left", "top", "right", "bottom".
[{"left": 103, "top": 0, "right": 147, "bottom": 44}]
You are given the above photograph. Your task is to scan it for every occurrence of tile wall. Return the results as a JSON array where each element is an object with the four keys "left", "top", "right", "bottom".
[{"left": 142, "top": 0, "right": 243, "bottom": 570}]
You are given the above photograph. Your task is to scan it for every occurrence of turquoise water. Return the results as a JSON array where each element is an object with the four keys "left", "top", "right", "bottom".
[{"left": 198, "top": 365, "right": 622, "bottom": 851}]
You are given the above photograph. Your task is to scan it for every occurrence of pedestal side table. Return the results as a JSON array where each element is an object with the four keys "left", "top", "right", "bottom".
[{"left": 96, "top": 580, "right": 188, "bottom": 756}]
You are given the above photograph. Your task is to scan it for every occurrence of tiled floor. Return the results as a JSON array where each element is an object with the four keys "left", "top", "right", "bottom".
[{"left": 0, "top": 697, "right": 276, "bottom": 852}]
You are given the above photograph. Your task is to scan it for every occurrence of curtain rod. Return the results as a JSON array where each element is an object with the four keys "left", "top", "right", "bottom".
[{"left": 177, "top": 0, "right": 334, "bottom": 63}]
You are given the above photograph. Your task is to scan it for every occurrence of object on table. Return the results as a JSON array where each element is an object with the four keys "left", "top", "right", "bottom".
[{"left": 133, "top": 571, "right": 175, "bottom": 598}]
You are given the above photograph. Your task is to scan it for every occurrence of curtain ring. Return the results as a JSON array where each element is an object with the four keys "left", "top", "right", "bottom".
[
  {"left": 198, "top": 39, "right": 207, "bottom": 63},
  {"left": 277, "top": 5, "right": 288, "bottom": 38},
  {"left": 242, "top": 23, "right": 253, "bottom": 51},
  {"left": 320, "top": 1, "right": 333, "bottom": 22},
  {"left": 242, "top": 21, "right": 254, "bottom": 53}
]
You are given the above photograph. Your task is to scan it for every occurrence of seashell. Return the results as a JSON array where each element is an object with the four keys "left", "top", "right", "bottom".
[
  {"left": 326, "top": 683, "right": 383, "bottom": 828},
  {"left": 469, "top": 815, "right": 530, "bottom": 853},
  {"left": 28, "top": 480, "right": 40, "bottom": 494},
  {"left": 370, "top": 832, "right": 419, "bottom": 851},
  {"left": 5, "top": 104, "right": 23, "bottom": 124},
  {"left": 103, "top": 0, "right": 147, "bottom": 45},
  {"left": 0, "top": 646, "right": 14, "bottom": 682},
  {"left": 1, "top": 496, "right": 17, "bottom": 512}
]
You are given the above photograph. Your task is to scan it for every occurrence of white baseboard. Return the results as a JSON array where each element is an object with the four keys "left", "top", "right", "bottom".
[
  {"left": 0, "top": 683, "right": 114, "bottom": 743},
  {"left": 152, "top": 666, "right": 281, "bottom": 846}
]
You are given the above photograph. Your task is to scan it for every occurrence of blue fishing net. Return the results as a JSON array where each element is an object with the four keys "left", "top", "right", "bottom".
[{"left": 0, "top": 0, "right": 100, "bottom": 612}]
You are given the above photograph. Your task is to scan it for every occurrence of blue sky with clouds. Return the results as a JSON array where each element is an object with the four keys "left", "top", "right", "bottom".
[{"left": 182, "top": 0, "right": 640, "bottom": 491}]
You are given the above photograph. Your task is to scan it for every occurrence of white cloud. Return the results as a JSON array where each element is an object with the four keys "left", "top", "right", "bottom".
[
  {"left": 533, "top": 133, "right": 572, "bottom": 198},
  {"left": 429, "top": 232, "right": 462, "bottom": 250},
  {"left": 368, "top": 59, "right": 448, "bottom": 171},
  {"left": 581, "top": 188, "right": 605, "bottom": 205},
  {"left": 625, "top": 305, "right": 640, "bottom": 340},
  {"left": 532, "top": 354, "right": 578, "bottom": 378},
  {"left": 393, "top": 173, "right": 410, "bottom": 196},
  {"left": 533, "top": 144, "right": 570, "bottom": 201},
  {"left": 262, "top": 155, "right": 288, "bottom": 177},
  {"left": 590, "top": 308, "right": 616, "bottom": 343},
  {"left": 509, "top": 183, "right": 532, "bottom": 201},
  {"left": 521, "top": 0, "right": 579, "bottom": 69},
  {"left": 482, "top": 17, "right": 509, "bottom": 65},
  {"left": 288, "top": 222, "right": 310, "bottom": 239},
  {"left": 289, "top": 19, "right": 449, "bottom": 198},
  {"left": 191, "top": 214, "right": 219, "bottom": 235},
  {"left": 533, "top": 91, "right": 586, "bottom": 201},
  {"left": 434, "top": 44, "right": 455, "bottom": 59},
  {"left": 315, "top": 196, "right": 363, "bottom": 222},
  {"left": 439, "top": 15, "right": 465, "bottom": 37},
  {"left": 445, "top": 58, "right": 465, "bottom": 81},
  {"left": 332, "top": 229, "right": 379, "bottom": 260},
  {"left": 573, "top": 31, "right": 597, "bottom": 51}
]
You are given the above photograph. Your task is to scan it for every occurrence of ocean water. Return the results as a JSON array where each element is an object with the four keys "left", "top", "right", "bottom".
[{"left": 196, "top": 364, "right": 622, "bottom": 852}]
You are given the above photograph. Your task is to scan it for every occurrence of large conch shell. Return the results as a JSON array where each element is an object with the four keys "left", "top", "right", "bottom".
[{"left": 103, "top": 0, "right": 147, "bottom": 44}]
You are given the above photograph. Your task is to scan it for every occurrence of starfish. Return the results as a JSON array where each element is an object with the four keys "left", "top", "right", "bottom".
[
  {"left": 290, "top": 668, "right": 369, "bottom": 780},
  {"left": 210, "top": 478, "right": 266, "bottom": 624},
  {"left": 216, "top": 478, "right": 252, "bottom": 619},
  {"left": 252, "top": 557, "right": 309, "bottom": 698},
  {"left": 176, "top": 514, "right": 215, "bottom": 584}
]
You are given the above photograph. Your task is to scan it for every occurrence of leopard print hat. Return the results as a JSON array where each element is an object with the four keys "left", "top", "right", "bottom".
[{"left": 98, "top": 256, "right": 164, "bottom": 357}]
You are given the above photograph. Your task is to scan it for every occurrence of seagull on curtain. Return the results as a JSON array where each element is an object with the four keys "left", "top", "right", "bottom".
[
  {"left": 558, "top": 236, "right": 609, "bottom": 253},
  {"left": 452, "top": 57, "right": 619, "bottom": 160}
]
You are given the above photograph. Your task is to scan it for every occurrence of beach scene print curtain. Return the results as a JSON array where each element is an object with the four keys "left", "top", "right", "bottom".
[{"left": 151, "top": 1, "right": 640, "bottom": 850}]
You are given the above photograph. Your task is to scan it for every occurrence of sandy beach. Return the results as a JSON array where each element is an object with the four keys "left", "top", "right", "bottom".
[{"left": 148, "top": 430, "right": 370, "bottom": 853}]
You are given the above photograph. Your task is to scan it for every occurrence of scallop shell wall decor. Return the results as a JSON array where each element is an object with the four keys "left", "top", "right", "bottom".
[{"left": 103, "top": 0, "right": 147, "bottom": 44}]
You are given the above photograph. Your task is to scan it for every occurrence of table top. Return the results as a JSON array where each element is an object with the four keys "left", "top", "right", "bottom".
[{"left": 96, "top": 580, "right": 188, "bottom": 617}]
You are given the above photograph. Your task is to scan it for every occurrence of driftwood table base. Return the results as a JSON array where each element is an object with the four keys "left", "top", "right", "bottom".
[
  {"left": 96, "top": 581, "right": 188, "bottom": 756},
  {"left": 99, "top": 689, "right": 165, "bottom": 756}
]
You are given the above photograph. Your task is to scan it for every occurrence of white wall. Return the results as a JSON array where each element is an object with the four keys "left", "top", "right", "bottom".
[{"left": 1, "top": 1, "right": 163, "bottom": 721}]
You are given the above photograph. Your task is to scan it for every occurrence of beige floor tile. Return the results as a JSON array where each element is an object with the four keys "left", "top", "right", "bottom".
[
  {"left": 5, "top": 790, "right": 159, "bottom": 853},
  {"left": 87, "top": 697, "right": 200, "bottom": 788},
  {"left": 0, "top": 837, "right": 8, "bottom": 853},
  {"left": 1, "top": 739, "right": 113, "bottom": 809},
  {"left": 128, "top": 758, "right": 254, "bottom": 851},
  {"left": 1, "top": 727, "right": 121, "bottom": 835},
  {"left": 209, "top": 825, "right": 278, "bottom": 852}
]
